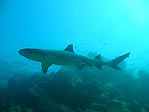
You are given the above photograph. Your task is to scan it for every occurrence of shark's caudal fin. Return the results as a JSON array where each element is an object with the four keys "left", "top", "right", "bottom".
[{"left": 108, "top": 52, "right": 130, "bottom": 70}]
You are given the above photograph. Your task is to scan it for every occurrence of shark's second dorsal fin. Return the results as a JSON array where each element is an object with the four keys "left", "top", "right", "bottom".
[
  {"left": 95, "top": 55, "right": 101, "bottom": 60},
  {"left": 64, "top": 44, "right": 74, "bottom": 53}
]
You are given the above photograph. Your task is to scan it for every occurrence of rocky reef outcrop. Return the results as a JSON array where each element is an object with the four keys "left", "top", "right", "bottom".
[{"left": 1, "top": 65, "right": 149, "bottom": 112}]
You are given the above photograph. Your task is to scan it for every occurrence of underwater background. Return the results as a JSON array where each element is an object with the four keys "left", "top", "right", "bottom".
[{"left": 0, "top": 0, "right": 149, "bottom": 112}]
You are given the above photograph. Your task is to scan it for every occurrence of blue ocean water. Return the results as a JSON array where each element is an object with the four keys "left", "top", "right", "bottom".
[
  {"left": 0, "top": 0, "right": 149, "bottom": 71},
  {"left": 0, "top": 0, "right": 149, "bottom": 112}
]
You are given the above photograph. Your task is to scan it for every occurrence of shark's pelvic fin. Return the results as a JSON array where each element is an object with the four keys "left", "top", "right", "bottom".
[
  {"left": 41, "top": 62, "right": 52, "bottom": 74},
  {"left": 109, "top": 52, "right": 130, "bottom": 70},
  {"left": 64, "top": 44, "right": 74, "bottom": 53}
]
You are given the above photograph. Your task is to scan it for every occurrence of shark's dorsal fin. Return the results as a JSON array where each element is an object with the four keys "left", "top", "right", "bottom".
[
  {"left": 64, "top": 44, "right": 74, "bottom": 53},
  {"left": 95, "top": 55, "right": 101, "bottom": 60},
  {"left": 41, "top": 62, "right": 52, "bottom": 74}
]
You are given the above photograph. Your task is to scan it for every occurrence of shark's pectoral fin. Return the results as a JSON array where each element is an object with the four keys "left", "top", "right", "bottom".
[{"left": 41, "top": 62, "right": 52, "bottom": 74}]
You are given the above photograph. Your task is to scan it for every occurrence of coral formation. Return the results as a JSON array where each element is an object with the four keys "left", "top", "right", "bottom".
[{"left": 0, "top": 64, "right": 149, "bottom": 112}]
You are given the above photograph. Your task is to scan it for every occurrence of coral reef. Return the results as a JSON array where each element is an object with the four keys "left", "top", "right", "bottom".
[{"left": 0, "top": 65, "right": 149, "bottom": 112}]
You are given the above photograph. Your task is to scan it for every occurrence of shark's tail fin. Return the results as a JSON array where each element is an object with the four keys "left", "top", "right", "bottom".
[{"left": 108, "top": 52, "right": 130, "bottom": 70}]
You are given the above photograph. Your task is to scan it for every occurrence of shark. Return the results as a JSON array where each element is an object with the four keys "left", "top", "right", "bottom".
[{"left": 18, "top": 44, "right": 130, "bottom": 74}]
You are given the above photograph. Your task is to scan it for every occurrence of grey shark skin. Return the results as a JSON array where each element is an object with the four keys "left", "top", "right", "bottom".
[{"left": 18, "top": 44, "right": 130, "bottom": 74}]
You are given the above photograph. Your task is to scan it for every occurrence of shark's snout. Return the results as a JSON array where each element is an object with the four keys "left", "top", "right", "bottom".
[
  {"left": 18, "top": 49, "right": 24, "bottom": 56},
  {"left": 18, "top": 48, "right": 30, "bottom": 56}
]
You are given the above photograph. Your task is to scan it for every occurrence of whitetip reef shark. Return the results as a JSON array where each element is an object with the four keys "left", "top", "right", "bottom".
[{"left": 18, "top": 44, "right": 130, "bottom": 74}]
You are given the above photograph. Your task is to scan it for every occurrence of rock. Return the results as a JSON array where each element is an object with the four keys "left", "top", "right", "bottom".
[
  {"left": 7, "top": 106, "right": 21, "bottom": 112},
  {"left": 127, "top": 100, "right": 141, "bottom": 112},
  {"left": 0, "top": 104, "right": 6, "bottom": 112},
  {"left": 54, "top": 68, "right": 82, "bottom": 87},
  {"left": 109, "top": 99, "right": 127, "bottom": 111},
  {"left": 90, "top": 103, "right": 107, "bottom": 111},
  {"left": 22, "top": 108, "right": 33, "bottom": 112}
]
